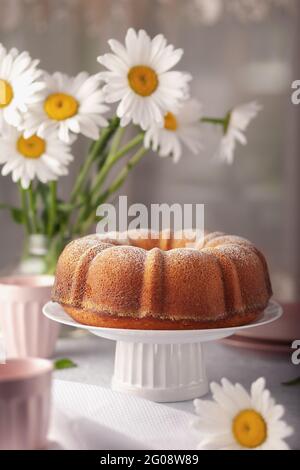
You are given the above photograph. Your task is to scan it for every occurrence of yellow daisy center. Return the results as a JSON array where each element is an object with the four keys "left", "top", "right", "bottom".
[
  {"left": 0, "top": 79, "right": 14, "bottom": 108},
  {"left": 128, "top": 66, "right": 158, "bottom": 97},
  {"left": 17, "top": 135, "right": 46, "bottom": 160},
  {"left": 44, "top": 93, "right": 79, "bottom": 121},
  {"left": 164, "top": 112, "right": 178, "bottom": 131},
  {"left": 232, "top": 409, "right": 267, "bottom": 448}
]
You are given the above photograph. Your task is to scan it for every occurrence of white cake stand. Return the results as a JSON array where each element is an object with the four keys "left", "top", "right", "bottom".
[{"left": 43, "top": 301, "right": 282, "bottom": 403}]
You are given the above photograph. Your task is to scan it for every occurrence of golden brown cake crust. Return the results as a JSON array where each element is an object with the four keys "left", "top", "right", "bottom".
[
  {"left": 52, "top": 230, "right": 273, "bottom": 330},
  {"left": 63, "top": 304, "right": 263, "bottom": 330}
]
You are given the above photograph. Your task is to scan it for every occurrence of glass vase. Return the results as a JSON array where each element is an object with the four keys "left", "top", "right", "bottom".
[{"left": 18, "top": 234, "right": 50, "bottom": 275}]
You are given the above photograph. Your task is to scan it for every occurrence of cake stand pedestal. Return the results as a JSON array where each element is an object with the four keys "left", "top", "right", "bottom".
[
  {"left": 113, "top": 341, "right": 208, "bottom": 402},
  {"left": 43, "top": 301, "right": 282, "bottom": 403}
]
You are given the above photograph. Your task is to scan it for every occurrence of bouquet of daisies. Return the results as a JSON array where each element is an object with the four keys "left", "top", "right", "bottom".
[{"left": 0, "top": 29, "right": 260, "bottom": 274}]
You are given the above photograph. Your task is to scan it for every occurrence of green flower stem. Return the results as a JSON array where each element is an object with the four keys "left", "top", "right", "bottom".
[
  {"left": 201, "top": 113, "right": 231, "bottom": 133},
  {"left": 47, "top": 181, "right": 57, "bottom": 238},
  {"left": 78, "top": 146, "right": 147, "bottom": 235},
  {"left": 45, "top": 239, "right": 59, "bottom": 274},
  {"left": 89, "top": 132, "right": 144, "bottom": 208},
  {"left": 69, "top": 117, "right": 120, "bottom": 204},
  {"left": 44, "top": 233, "right": 67, "bottom": 274},
  {"left": 19, "top": 185, "right": 30, "bottom": 234},
  {"left": 106, "top": 126, "right": 126, "bottom": 164},
  {"left": 105, "top": 146, "right": 147, "bottom": 196},
  {"left": 201, "top": 117, "right": 226, "bottom": 126},
  {"left": 27, "top": 185, "right": 38, "bottom": 233},
  {"left": 114, "top": 133, "right": 145, "bottom": 161},
  {"left": 59, "top": 120, "right": 119, "bottom": 241},
  {"left": 72, "top": 132, "right": 144, "bottom": 235}
]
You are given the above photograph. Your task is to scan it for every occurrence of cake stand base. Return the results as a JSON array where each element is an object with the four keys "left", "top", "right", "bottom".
[
  {"left": 43, "top": 301, "right": 282, "bottom": 403},
  {"left": 112, "top": 341, "right": 208, "bottom": 402}
]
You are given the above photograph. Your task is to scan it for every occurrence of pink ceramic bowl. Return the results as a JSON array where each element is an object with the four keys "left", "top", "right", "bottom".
[
  {"left": 0, "top": 358, "right": 52, "bottom": 450},
  {"left": 0, "top": 276, "right": 60, "bottom": 358}
]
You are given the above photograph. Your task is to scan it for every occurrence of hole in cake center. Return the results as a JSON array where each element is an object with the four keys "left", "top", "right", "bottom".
[
  {"left": 98, "top": 231, "right": 201, "bottom": 251},
  {"left": 127, "top": 235, "right": 197, "bottom": 251}
]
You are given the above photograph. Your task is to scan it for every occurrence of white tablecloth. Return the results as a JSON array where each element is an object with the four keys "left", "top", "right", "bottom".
[
  {"left": 49, "top": 380, "right": 197, "bottom": 450},
  {"left": 51, "top": 331, "right": 299, "bottom": 450}
]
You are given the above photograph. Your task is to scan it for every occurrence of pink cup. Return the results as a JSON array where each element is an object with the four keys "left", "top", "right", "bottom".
[
  {"left": 0, "top": 358, "right": 52, "bottom": 449},
  {"left": 0, "top": 276, "right": 60, "bottom": 359}
]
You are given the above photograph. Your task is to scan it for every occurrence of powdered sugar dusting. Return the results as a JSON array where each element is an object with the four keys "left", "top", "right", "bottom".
[{"left": 52, "top": 230, "right": 272, "bottom": 327}]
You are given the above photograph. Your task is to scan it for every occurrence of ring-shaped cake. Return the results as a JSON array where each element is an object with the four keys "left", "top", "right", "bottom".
[{"left": 52, "top": 230, "right": 272, "bottom": 330}]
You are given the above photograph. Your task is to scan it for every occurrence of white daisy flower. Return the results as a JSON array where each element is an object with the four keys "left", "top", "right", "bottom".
[
  {"left": 193, "top": 377, "right": 293, "bottom": 450},
  {"left": 217, "top": 101, "right": 262, "bottom": 164},
  {"left": 97, "top": 28, "right": 191, "bottom": 131},
  {"left": 144, "top": 99, "right": 203, "bottom": 162},
  {"left": 0, "top": 123, "right": 73, "bottom": 189},
  {"left": 0, "top": 44, "right": 45, "bottom": 129},
  {"left": 22, "top": 71, "right": 110, "bottom": 143}
]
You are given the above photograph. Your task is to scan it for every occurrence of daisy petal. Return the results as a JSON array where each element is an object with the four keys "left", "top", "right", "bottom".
[{"left": 97, "top": 28, "right": 191, "bottom": 130}]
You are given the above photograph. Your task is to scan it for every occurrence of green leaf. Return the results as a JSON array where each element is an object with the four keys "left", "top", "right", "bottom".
[
  {"left": 54, "top": 358, "right": 77, "bottom": 370},
  {"left": 11, "top": 208, "right": 24, "bottom": 224},
  {"left": 1, "top": 204, "right": 26, "bottom": 225},
  {"left": 282, "top": 376, "right": 300, "bottom": 387}
]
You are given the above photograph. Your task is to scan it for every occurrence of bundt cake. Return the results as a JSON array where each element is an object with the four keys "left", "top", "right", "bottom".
[{"left": 52, "top": 230, "right": 272, "bottom": 330}]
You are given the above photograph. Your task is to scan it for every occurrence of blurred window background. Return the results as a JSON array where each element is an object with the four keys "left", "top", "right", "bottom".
[{"left": 0, "top": 0, "right": 299, "bottom": 302}]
